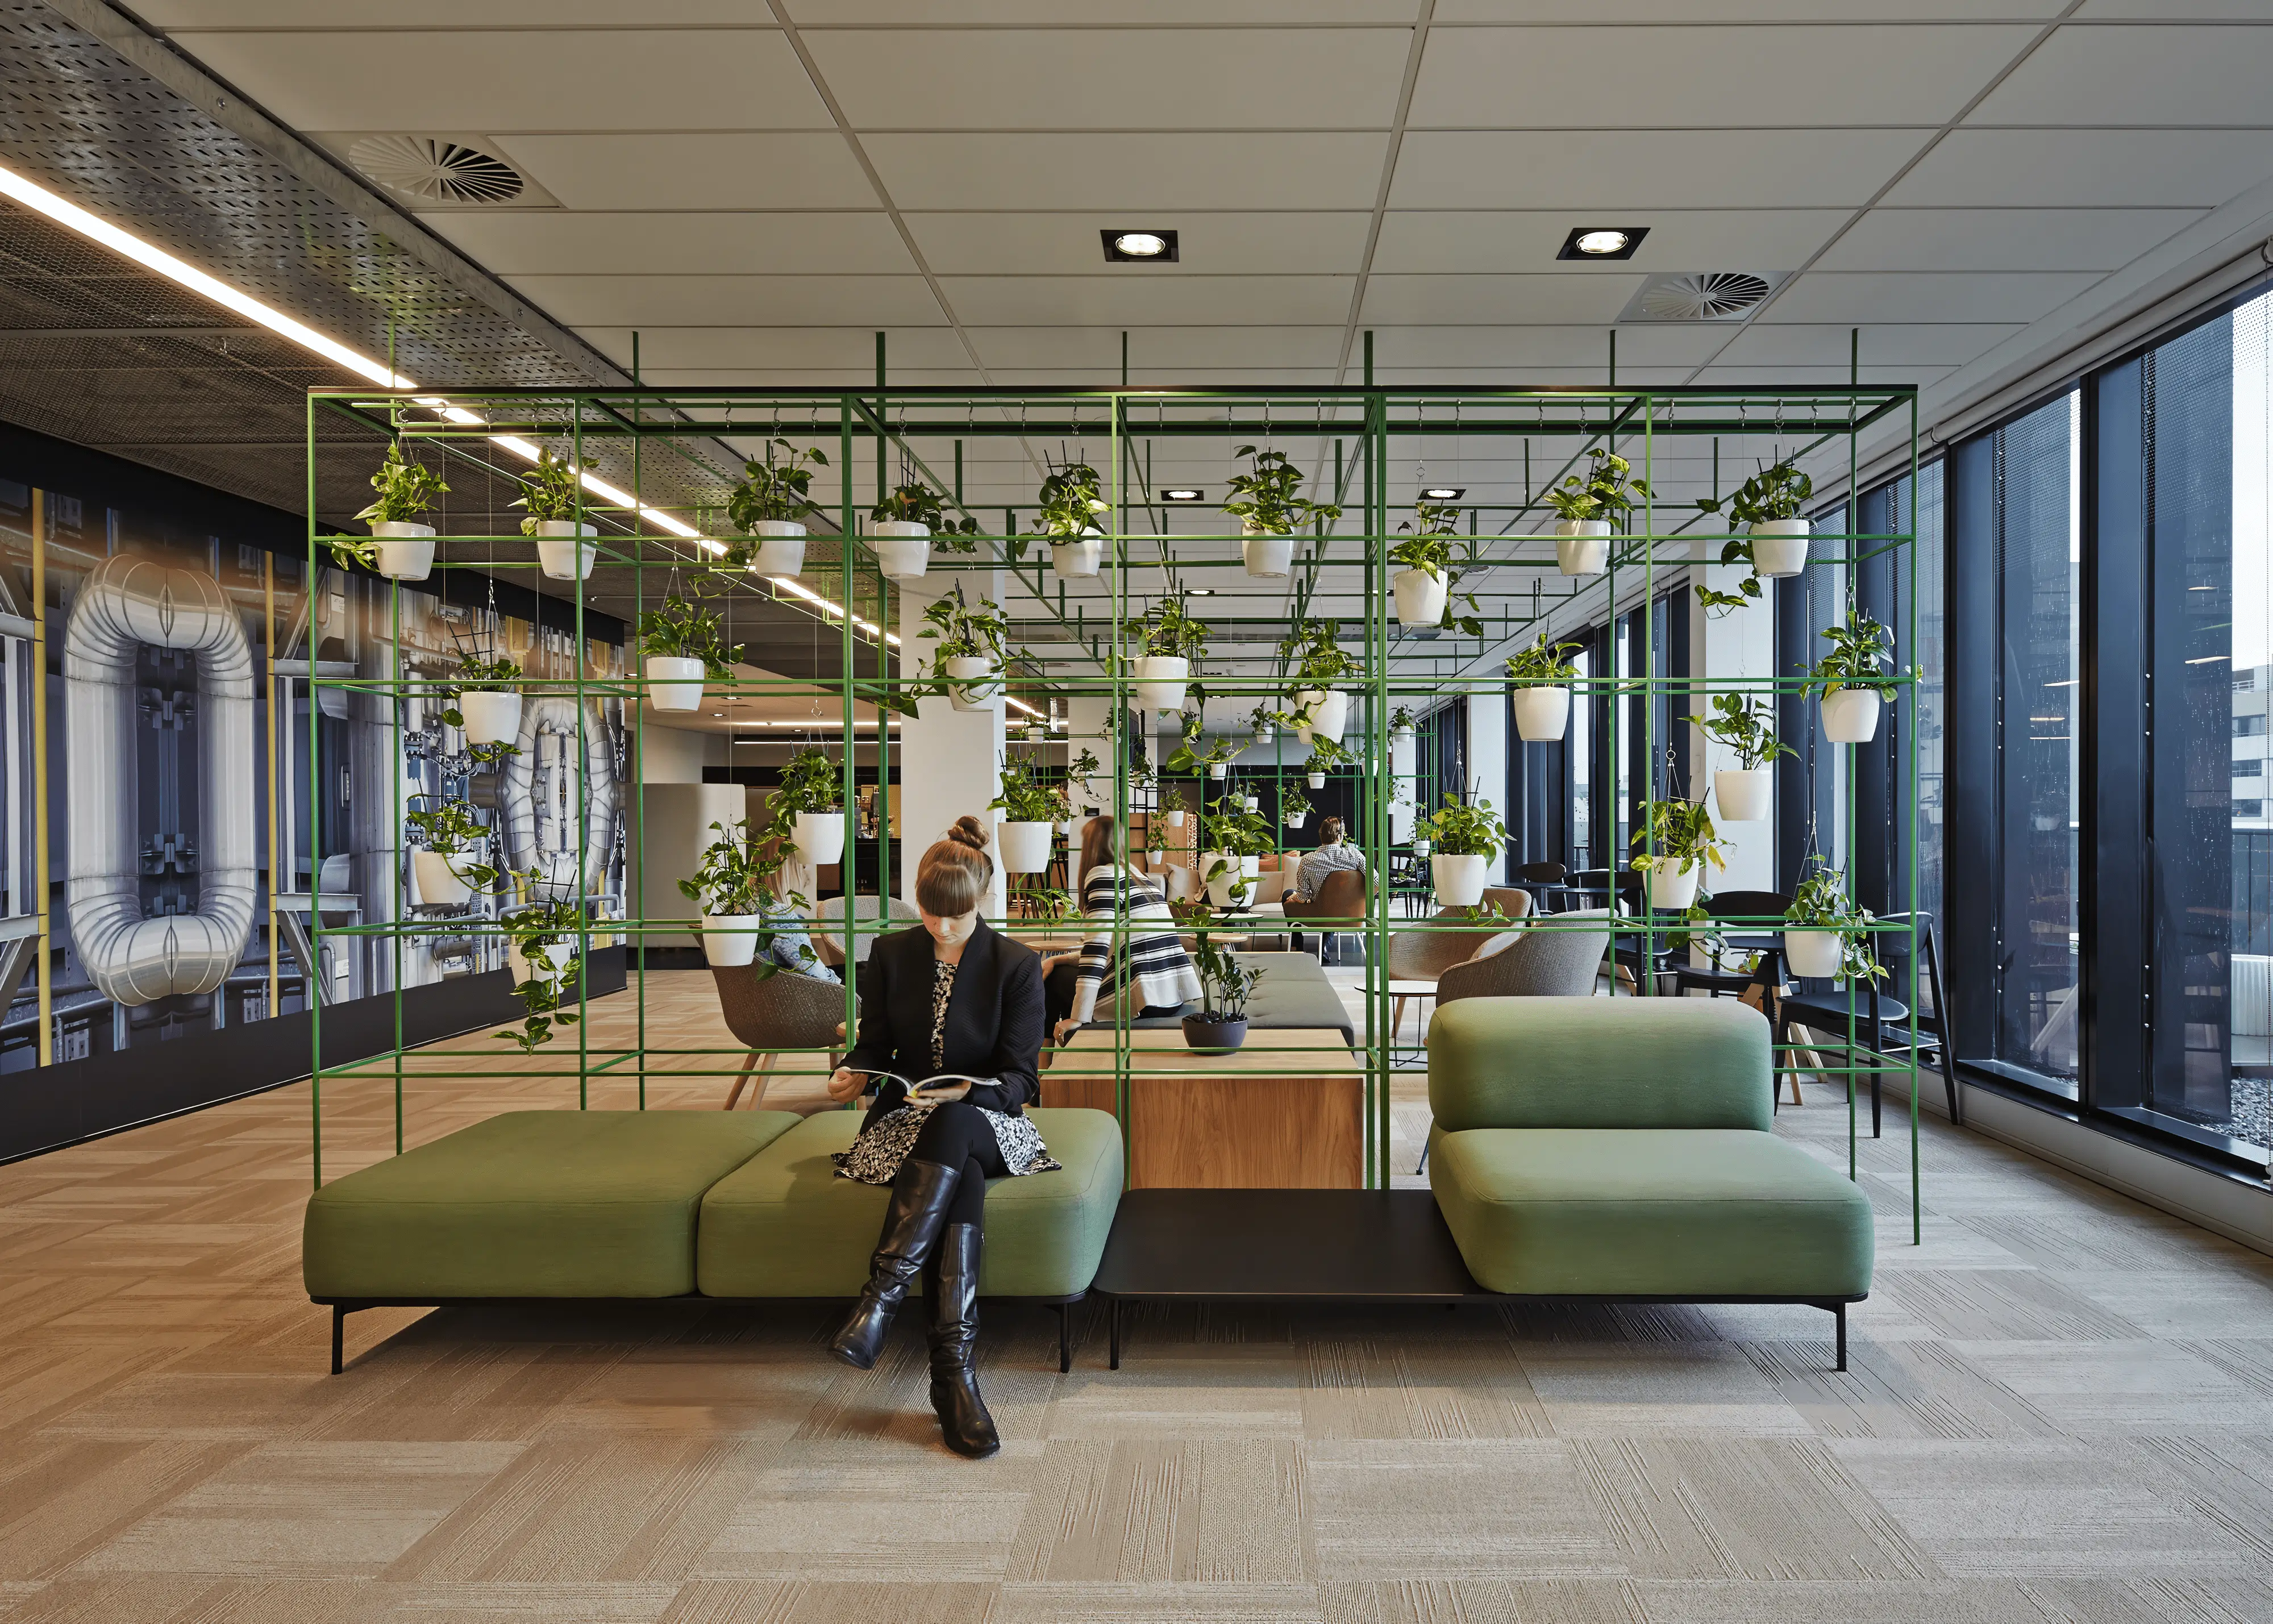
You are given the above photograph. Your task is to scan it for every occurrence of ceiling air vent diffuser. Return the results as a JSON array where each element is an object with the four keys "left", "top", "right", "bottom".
[
  {"left": 1620, "top": 272, "right": 1777, "bottom": 323},
  {"left": 348, "top": 136, "right": 526, "bottom": 205}
]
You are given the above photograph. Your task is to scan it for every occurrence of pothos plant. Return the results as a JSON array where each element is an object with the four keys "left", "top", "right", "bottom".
[
  {"left": 1422, "top": 794, "right": 1508, "bottom": 859},
  {"left": 776, "top": 745, "right": 843, "bottom": 814},
  {"left": 873, "top": 481, "right": 981, "bottom": 552},
  {"left": 496, "top": 875, "right": 586, "bottom": 1054},
  {"left": 441, "top": 653, "right": 523, "bottom": 767},
  {"left": 1543, "top": 447, "right": 1649, "bottom": 528},
  {"left": 990, "top": 755, "right": 1071, "bottom": 823},
  {"left": 1388, "top": 705, "right": 1418, "bottom": 736},
  {"left": 408, "top": 800, "right": 497, "bottom": 890},
  {"left": 1803, "top": 610, "right": 1898, "bottom": 702},
  {"left": 1785, "top": 865, "right": 1888, "bottom": 983},
  {"left": 511, "top": 447, "right": 590, "bottom": 534},
  {"left": 1126, "top": 596, "right": 1210, "bottom": 664},
  {"left": 1388, "top": 517, "right": 1485, "bottom": 636},
  {"left": 1504, "top": 631, "right": 1581, "bottom": 688},
  {"left": 1629, "top": 797, "right": 1730, "bottom": 878},
  {"left": 727, "top": 439, "right": 830, "bottom": 533},
  {"left": 1158, "top": 782, "right": 1187, "bottom": 816},
  {"left": 1222, "top": 445, "right": 1342, "bottom": 535},
  {"left": 1162, "top": 709, "right": 1207, "bottom": 776},
  {"left": 1032, "top": 461, "right": 1108, "bottom": 540},
  {"left": 915, "top": 586, "right": 1010, "bottom": 687},
  {"left": 1202, "top": 794, "right": 1276, "bottom": 858},
  {"left": 1304, "top": 734, "right": 1354, "bottom": 776},
  {"left": 678, "top": 819, "right": 768, "bottom": 916},
  {"left": 1684, "top": 693, "right": 1793, "bottom": 772},
  {"left": 334, "top": 441, "right": 448, "bottom": 569},
  {"left": 1695, "top": 459, "right": 1813, "bottom": 613},
  {"left": 638, "top": 593, "right": 744, "bottom": 678},
  {"left": 1280, "top": 785, "right": 1313, "bottom": 823},
  {"left": 1279, "top": 617, "right": 1359, "bottom": 687}
]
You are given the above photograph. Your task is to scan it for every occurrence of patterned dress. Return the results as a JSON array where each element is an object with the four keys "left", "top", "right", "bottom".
[{"left": 831, "top": 958, "right": 1059, "bottom": 1185}]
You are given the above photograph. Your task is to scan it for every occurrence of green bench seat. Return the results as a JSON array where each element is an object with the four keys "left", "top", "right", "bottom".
[
  {"left": 303, "top": 1109, "right": 798, "bottom": 1301},
  {"left": 696, "top": 1106, "right": 1123, "bottom": 1301}
]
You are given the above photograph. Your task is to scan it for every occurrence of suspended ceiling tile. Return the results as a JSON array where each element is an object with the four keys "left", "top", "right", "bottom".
[
  {"left": 904, "top": 213, "right": 1373, "bottom": 276},
  {"left": 1715, "top": 322, "right": 2024, "bottom": 365},
  {"left": 1434, "top": 2, "right": 2068, "bottom": 16},
  {"left": 511, "top": 274, "right": 946, "bottom": 327},
  {"left": 804, "top": 28, "right": 1408, "bottom": 130},
  {"left": 141, "top": 1, "right": 760, "bottom": 19},
  {"left": 1764, "top": 270, "right": 2102, "bottom": 323},
  {"left": 1389, "top": 129, "right": 1923, "bottom": 209},
  {"left": 1359, "top": 274, "right": 1642, "bottom": 325},
  {"left": 1816, "top": 207, "right": 2208, "bottom": 273},
  {"left": 1410, "top": 23, "right": 2035, "bottom": 129},
  {"left": 863, "top": 134, "right": 1390, "bottom": 211},
  {"left": 1970, "top": 24, "right": 2273, "bottom": 124},
  {"left": 1365, "top": 324, "right": 1726, "bottom": 367},
  {"left": 1372, "top": 210, "right": 1850, "bottom": 274},
  {"left": 1885, "top": 129, "right": 2273, "bottom": 207},
  {"left": 940, "top": 275, "right": 1355, "bottom": 326},
  {"left": 788, "top": 0, "right": 1417, "bottom": 18},
  {"left": 641, "top": 368, "right": 989, "bottom": 386},
  {"left": 1372, "top": 366, "right": 1696, "bottom": 385},
  {"left": 573, "top": 326, "right": 972, "bottom": 370},
  {"left": 2072, "top": 0, "right": 2273, "bottom": 14},
  {"left": 164, "top": 28, "right": 831, "bottom": 132},
  {"left": 424, "top": 213, "right": 915, "bottom": 277},
  {"left": 971, "top": 326, "right": 1347, "bottom": 369},
  {"left": 485, "top": 135, "right": 874, "bottom": 211},
  {"left": 1691, "top": 364, "right": 1955, "bottom": 386}
]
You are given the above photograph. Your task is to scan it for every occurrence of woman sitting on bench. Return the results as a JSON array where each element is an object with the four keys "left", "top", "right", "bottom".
[
  {"left": 824, "top": 817, "right": 1052, "bottom": 1459},
  {"left": 1042, "top": 813, "right": 1202, "bottom": 1043}
]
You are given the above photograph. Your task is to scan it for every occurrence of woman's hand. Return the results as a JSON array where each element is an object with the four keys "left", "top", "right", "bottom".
[
  {"left": 826, "top": 1066, "right": 866, "bottom": 1104},
  {"left": 1052, "top": 1017, "right": 1083, "bottom": 1047},
  {"left": 1040, "top": 951, "right": 1076, "bottom": 973}
]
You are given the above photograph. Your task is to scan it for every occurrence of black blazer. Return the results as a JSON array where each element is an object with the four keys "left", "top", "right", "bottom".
[{"left": 842, "top": 919, "right": 1045, "bottom": 1113}]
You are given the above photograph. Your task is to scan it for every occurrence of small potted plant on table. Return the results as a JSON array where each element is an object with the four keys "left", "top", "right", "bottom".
[
  {"left": 1545, "top": 447, "right": 1648, "bottom": 578},
  {"left": 514, "top": 447, "right": 599, "bottom": 581},
  {"left": 1685, "top": 692, "right": 1791, "bottom": 821},
  {"left": 1182, "top": 934, "right": 1263, "bottom": 1053},
  {"left": 1784, "top": 865, "right": 1887, "bottom": 981},
  {"left": 1033, "top": 460, "right": 1108, "bottom": 581},
  {"left": 869, "top": 481, "right": 977, "bottom": 580},
  {"left": 778, "top": 744, "right": 848, "bottom": 867},
  {"left": 726, "top": 439, "right": 829, "bottom": 576},
  {"left": 1505, "top": 631, "right": 1581, "bottom": 743},
  {"left": 1223, "top": 445, "right": 1341, "bottom": 579},
  {"left": 915, "top": 586, "right": 1009, "bottom": 713},
  {"left": 407, "top": 800, "right": 491, "bottom": 909},
  {"left": 638, "top": 592, "right": 743, "bottom": 713},
  {"left": 991, "top": 756, "right": 1070, "bottom": 875},
  {"left": 1805, "top": 609, "right": 1897, "bottom": 743},
  {"left": 1126, "top": 596, "right": 1208, "bottom": 711},
  {"left": 347, "top": 440, "right": 448, "bottom": 580},
  {"left": 1421, "top": 794, "right": 1506, "bottom": 907},
  {"left": 1629, "top": 797, "right": 1728, "bottom": 911}
]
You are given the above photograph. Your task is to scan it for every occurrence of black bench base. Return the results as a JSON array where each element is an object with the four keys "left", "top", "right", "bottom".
[{"left": 1091, "top": 1189, "right": 1862, "bottom": 1372}]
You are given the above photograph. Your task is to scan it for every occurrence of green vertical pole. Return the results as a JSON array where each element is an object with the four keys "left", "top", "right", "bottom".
[
  {"left": 573, "top": 401, "right": 589, "bottom": 1111},
  {"left": 875, "top": 334, "right": 886, "bottom": 507},
  {"left": 841, "top": 396, "right": 858, "bottom": 1056},
  {"left": 391, "top": 551, "right": 402, "bottom": 1156},
  {"left": 634, "top": 372, "right": 647, "bottom": 1107},
  {"left": 307, "top": 397, "right": 322, "bottom": 1189}
]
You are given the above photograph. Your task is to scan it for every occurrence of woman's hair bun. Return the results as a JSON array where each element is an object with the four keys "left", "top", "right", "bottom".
[{"left": 947, "top": 814, "right": 991, "bottom": 852}]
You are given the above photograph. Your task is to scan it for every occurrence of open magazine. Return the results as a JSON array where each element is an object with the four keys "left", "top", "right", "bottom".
[{"left": 856, "top": 1072, "right": 990, "bottom": 1106}]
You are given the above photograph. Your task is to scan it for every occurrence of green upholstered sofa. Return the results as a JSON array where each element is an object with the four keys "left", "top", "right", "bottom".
[
  {"left": 303, "top": 1105, "right": 1123, "bottom": 1373},
  {"left": 1426, "top": 996, "right": 1874, "bottom": 1363}
]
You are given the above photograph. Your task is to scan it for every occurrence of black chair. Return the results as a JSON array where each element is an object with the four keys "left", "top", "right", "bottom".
[
  {"left": 1516, "top": 860, "right": 1570, "bottom": 914},
  {"left": 1670, "top": 890, "right": 1793, "bottom": 1000},
  {"left": 1770, "top": 914, "right": 1958, "bottom": 1134}
]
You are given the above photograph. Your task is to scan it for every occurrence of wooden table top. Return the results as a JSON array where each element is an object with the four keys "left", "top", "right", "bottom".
[{"left": 1058, "top": 1026, "right": 1358, "bottom": 1076}]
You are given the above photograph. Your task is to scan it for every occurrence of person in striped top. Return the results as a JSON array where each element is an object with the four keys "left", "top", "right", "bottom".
[{"left": 1044, "top": 813, "right": 1204, "bottom": 1044}]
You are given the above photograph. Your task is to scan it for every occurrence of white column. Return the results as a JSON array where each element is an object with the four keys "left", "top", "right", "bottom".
[
  {"left": 1064, "top": 694, "right": 1112, "bottom": 825},
  {"left": 1389, "top": 731, "right": 1417, "bottom": 844},
  {"left": 1687, "top": 545, "right": 1777, "bottom": 894},
  {"left": 897, "top": 572, "right": 1006, "bottom": 917},
  {"left": 1466, "top": 689, "right": 1509, "bottom": 883}
]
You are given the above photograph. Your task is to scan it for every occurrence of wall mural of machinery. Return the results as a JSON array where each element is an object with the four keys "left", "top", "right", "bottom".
[{"left": 0, "top": 474, "right": 624, "bottom": 1073}]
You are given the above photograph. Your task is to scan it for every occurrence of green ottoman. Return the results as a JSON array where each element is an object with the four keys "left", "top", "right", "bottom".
[
  {"left": 304, "top": 1109, "right": 799, "bottom": 1305},
  {"left": 695, "top": 1106, "right": 1123, "bottom": 1303}
]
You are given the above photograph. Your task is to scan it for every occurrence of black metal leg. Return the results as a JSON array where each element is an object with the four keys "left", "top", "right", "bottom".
[
  {"left": 1109, "top": 1298, "right": 1122, "bottom": 1371},
  {"left": 1834, "top": 1303, "right": 1847, "bottom": 1372},
  {"left": 1054, "top": 1303, "right": 1069, "bottom": 1373},
  {"left": 1925, "top": 926, "right": 1961, "bottom": 1126},
  {"left": 331, "top": 1304, "right": 345, "bottom": 1375}
]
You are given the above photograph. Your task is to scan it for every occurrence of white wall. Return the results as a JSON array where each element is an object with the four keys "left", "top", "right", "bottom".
[
  {"left": 898, "top": 571, "right": 1007, "bottom": 917},
  {"left": 636, "top": 721, "right": 714, "bottom": 785},
  {"left": 1466, "top": 690, "right": 1509, "bottom": 883},
  {"left": 634, "top": 782, "right": 745, "bottom": 948},
  {"left": 1685, "top": 543, "right": 1777, "bottom": 894}
]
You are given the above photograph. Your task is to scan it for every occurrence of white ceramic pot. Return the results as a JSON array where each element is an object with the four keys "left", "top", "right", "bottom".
[
  {"left": 1821, "top": 689, "right": 1882, "bottom": 744},
  {"left": 1556, "top": 518, "right": 1611, "bottom": 577},
  {"left": 999, "top": 821, "right": 1055, "bottom": 875},
  {"left": 1393, "top": 568, "right": 1448, "bottom": 628},
  {"left": 1209, "top": 763, "right": 1228, "bottom": 780},
  {"left": 1134, "top": 654, "right": 1188, "bottom": 711},
  {"left": 1242, "top": 855, "right": 1261, "bottom": 878},
  {"left": 793, "top": 810, "right": 846, "bottom": 867},
  {"left": 1295, "top": 688, "right": 1349, "bottom": 745},
  {"left": 1243, "top": 796, "right": 1259, "bottom": 812},
  {"left": 507, "top": 940, "right": 577, "bottom": 984},
  {"left": 1252, "top": 727, "right": 1273, "bottom": 746},
  {"left": 1512, "top": 685, "right": 1571, "bottom": 743},
  {"left": 1242, "top": 522, "right": 1294, "bottom": 578},
  {"left": 1413, "top": 839, "right": 1433, "bottom": 859},
  {"left": 751, "top": 519, "right": 806, "bottom": 576},
  {"left": 456, "top": 689, "right": 521, "bottom": 747},
  {"left": 1167, "top": 809, "right": 1186, "bottom": 828},
  {"left": 413, "top": 848, "right": 473, "bottom": 908},
  {"left": 1715, "top": 767, "right": 1772, "bottom": 822},
  {"left": 646, "top": 655, "right": 705, "bottom": 712},
  {"left": 1749, "top": 517, "right": 1810, "bottom": 579},
  {"left": 701, "top": 913, "right": 762, "bottom": 968},
  {"left": 946, "top": 654, "right": 1001, "bottom": 713},
  {"left": 1393, "top": 726, "right": 1416, "bottom": 744},
  {"left": 369, "top": 520, "right": 435, "bottom": 581},
  {"left": 1642, "top": 856, "right": 1701, "bottom": 911},
  {"left": 1306, "top": 771, "right": 1325, "bottom": 789},
  {"left": 1431, "top": 852, "right": 1489, "bottom": 907},
  {"left": 535, "top": 519, "right": 598, "bottom": 581},
  {"left": 1285, "top": 814, "right": 1306, "bottom": 830},
  {"left": 872, "top": 519, "right": 931, "bottom": 580},
  {"left": 1784, "top": 927, "right": 1845, "bottom": 980},
  {"left": 1051, "top": 531, "right": 1102, "bottom": 581}
]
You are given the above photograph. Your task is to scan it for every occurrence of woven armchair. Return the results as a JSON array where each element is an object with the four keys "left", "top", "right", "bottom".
[
  {"left": 710, "top": 965, "right": 851, "bottom": 1110},
  {"left": 1434, "top": 907, "right": 1613, "bottom": 1004},
  {"left": 813, "top": 894, "right": 918, "bottom": 968}
]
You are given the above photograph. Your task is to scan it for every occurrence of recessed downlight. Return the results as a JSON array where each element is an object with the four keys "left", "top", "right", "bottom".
[
  {"left": 1186, "top": 587, "right": 1215, "bottom": 596},
  {"left": 1419, "top": 486, "right": 1465, "bottom": 501},
  {"left": 1160, "top": 487, "right": 1206, "bottom": 502},
  {"left": 1103, "top": 228, "right": 1179, "bottom": 263},
  {"left": 1558, "top": 225, "right": 1647, "bottom": 261}
]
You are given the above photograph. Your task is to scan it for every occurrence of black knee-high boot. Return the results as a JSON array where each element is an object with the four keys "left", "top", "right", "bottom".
[
  {"left": 830, "top": 1159, "right": 960, "bottom": 1370},
  {"left": 924, "top": 1222, "right": 1000, "bottom": 1458}
]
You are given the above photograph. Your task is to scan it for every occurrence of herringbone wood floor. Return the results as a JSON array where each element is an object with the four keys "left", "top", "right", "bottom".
[{"left": 3, "top": 971, "right": 2272, "bottom": 1622}]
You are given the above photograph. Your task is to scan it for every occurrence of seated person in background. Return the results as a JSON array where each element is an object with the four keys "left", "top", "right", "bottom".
[
  {"left": 751, "top": 834, "right": 836, "bottom": 982},
  {"left": 1042, "top": 814, "right": 1202, "bottom": 1044},
  {"left": 1290, "top": 815, "right": 1367, "bottom": 902}
]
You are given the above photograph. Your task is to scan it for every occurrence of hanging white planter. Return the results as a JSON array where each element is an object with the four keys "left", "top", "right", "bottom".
[
  {"left": 1821, "top": 689, "right": 1882, "bottom": 744},
  {"left": 1642, "top": 856, "right": 1702, "bottom": 911},
  {"left": 1209, "top": 762, "right": 1228, "bottom": 780},
  {"left": 1714, "top": 768, "right": 1772, "bottom": 822},
  {"left": 1749, "top": 517, "right": 1810, "bottom": 579},
  {"left": 1242, "top": 521, "right": 1294, "bottom": 579},
  {"left": 1431, "top": 853, "right": 1488, "bottom": 907},
  {"left": 1413, "top": 838, "right": 1434, "bottom": 859},
  {"left": 1285, "top": 812, "right": 1307, "bottom": 830},
  {"left": 998, "top": 821, "right": 1055, "bottom": 874},
  {"left": 946, "top": 655, "right": 1001, "bottom": 713},
  {"left": 750, "top": 519, "right": 807, "bottom": 576},
  {"left": 1051, "top": 529, "right": 1103, "bottom": 581},
  {"left": 1201, "top": 853, "right": 1241, "bottom": 907},
  {"left": 1252, "top": 726, "right": 1273, "bottom": 746},
  {"left": 1167, "top": 809, "right": 1187, "bottom": 829},
  {"left": 1242, "top": 795, "right": 1260, "bottom": 812},
  {"left": 412, "top": 849, "right": 475, "bottom": 909},
  {"left": 1295, "top": 688, "right": 1349, "bottom": 744},
  {"left": 535, "top": 519, "right": 598, "bottom": 581},
  {"left": 646, "top": 655, "right": 705, "bottom": 713},
  {"left": 1556, "top": 518, "right": 1611, "bottom": 578},
  {"left": 456, "top": 689, "right": 521, "bottom": 747},
  {"left": 1392, "top": 725, "right": 1416, "bottom": 744},
  {"left": 508, "top": 939, "right": 577, "bottom": 984},
  {"left": 368, "top": 520, "right": 435, "bottom": 581},
  {"left": 1306, "top": 771, "right": 1325, "bottom": 790},
  {"left": 872, "top": 519, "right": 931, "bottom": 580},
  {"left": 1134, "top": 655, "right": 1188, "bottom": 711},
  {"left": 793, "top": 810, "right": 846, "bottom": 867},
  {"left": 1512, "top": 686, "right": 1571, "bottom": 743},
  {"left": 1393, "top": 568, "right": 1448, "bottom": 628},
  {"left": 1784, "top": 928, "right": 1846, "bottom": 979},
  {"left": 699, "top": 913, "right": 763, "bottom": 968}
]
